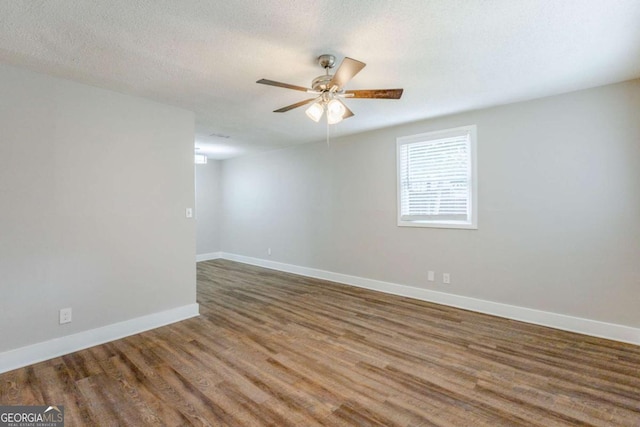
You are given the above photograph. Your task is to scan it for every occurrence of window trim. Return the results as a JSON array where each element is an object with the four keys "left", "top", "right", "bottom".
[{"left": 396, "top": 125, "right": 478, "bottom": 230}]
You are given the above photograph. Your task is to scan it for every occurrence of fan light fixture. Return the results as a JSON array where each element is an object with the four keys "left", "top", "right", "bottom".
[
  {"left": 326, "top": 99, "right": 346, "bottom": 124},
  {"left": 305, "top": 102, "right": 324, "bottom": 122},
  {"left": 305, "top": 96, "right": 347, "bottom": 124}
]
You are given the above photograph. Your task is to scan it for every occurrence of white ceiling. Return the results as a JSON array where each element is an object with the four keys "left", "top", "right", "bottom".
[{"left": 1, "top": 1, "right": 639, "bottom": 159}]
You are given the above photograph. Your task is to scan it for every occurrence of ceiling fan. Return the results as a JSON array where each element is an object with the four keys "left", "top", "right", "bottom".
[{"left": 257, "top": 54, "right": 403, "bottom": 124}]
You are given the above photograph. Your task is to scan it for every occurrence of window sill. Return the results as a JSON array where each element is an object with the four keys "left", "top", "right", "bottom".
[{"left": 397, "top": 220, "right": 477, "bottom": 230}]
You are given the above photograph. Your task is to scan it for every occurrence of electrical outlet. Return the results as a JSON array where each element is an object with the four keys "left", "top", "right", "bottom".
[
  {"left": 443, "top": 273, "right": 451, "bottom": 284},
  {"left": 428, "top": 271, "right": 435, "bottom": 281},
  {"left": 59, "top": 308, "right": 72, "bottom": 324},
  {"left": 267, "top": 247, "right": 272, "bottom": 256}
]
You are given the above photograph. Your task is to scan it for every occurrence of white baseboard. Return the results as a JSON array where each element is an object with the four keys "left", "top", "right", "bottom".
[
  {"left": 0, "top": 303, "right": 200, "bottom": 374},
  {"left": 196, "top": 251, "right": 222, "bottom": 262},
  {"left": 220, "top": 252, "right": 640, "bottom": 346}
]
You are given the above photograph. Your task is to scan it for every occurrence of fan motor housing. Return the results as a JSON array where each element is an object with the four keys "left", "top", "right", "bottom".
[{"left": 311, "top": 75, "right": 333, "bottom": 91}]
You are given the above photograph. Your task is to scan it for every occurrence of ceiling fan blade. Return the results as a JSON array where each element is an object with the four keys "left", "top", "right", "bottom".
[
  {"left": 273, "top": 98, "right": 317, "bottom": 113},
  {"left": 257, "top": 79, "right": 312, "bottom": 92},
  {"left": 329, "top": 57, "right": 366, "bottom": 90},
  {"left": 344, "top": 89, "right": 404, "bottom": 99},
  {"left": 342, "top": 104, "right": 354, "bottom": 119}
]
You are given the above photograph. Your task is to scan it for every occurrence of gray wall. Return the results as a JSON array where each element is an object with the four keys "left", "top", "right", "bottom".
[
  {"left": 196, "top": 160, "right": 222, "bottom": 254},
  {"left": 0, "top": 64, "right": 196, "bottom": 352},
  {"left": 220, "top": 79, "right": 640, "bottom": 328}
]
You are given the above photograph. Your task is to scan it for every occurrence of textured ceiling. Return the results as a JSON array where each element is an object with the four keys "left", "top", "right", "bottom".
[{"left": 1, "top": 1, "right": 639, "bottom": 159}]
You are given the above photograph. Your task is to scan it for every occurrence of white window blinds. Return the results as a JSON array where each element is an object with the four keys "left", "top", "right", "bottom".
[{"left": 397, "top": 126, "right": 476, "bottom": 227}]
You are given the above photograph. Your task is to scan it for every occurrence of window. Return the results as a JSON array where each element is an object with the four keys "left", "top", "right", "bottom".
[
  {"left": 195, "top": 153, "right": 208, "bottom": 164},
  {"left": 397, "top": 125, "right": 477, "bottom": 229}
]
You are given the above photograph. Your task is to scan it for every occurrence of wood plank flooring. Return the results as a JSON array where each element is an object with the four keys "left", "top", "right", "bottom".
[{"left": 1, "top": 259, "right": 639, "bottom": 426}]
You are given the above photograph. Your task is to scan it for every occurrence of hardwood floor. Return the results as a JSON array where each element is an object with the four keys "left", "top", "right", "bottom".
[{"left": 1, "top": 259, "right": 639, "bottom": 426}]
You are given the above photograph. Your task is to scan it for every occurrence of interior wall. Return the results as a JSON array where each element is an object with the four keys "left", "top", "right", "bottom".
[
  {"left": 220, "top": 79, "right": 640, "bottom": 328},
  {"left": 0, "top": 64, "right": 196, "bottom": 352},
  {"left": 196, "top": 160, "right": 222, "bottom": 255}
]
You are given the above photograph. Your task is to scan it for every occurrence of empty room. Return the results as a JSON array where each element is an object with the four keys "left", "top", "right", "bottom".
[{"left": 1, "top": 1, "right": 639, "bottom": 426}]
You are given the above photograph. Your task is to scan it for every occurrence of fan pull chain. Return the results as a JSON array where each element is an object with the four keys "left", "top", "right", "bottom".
[{"left": 326, "top": 120, "right": 330, "bottom": 146}]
